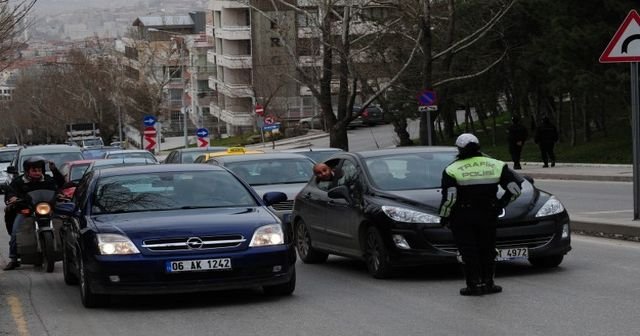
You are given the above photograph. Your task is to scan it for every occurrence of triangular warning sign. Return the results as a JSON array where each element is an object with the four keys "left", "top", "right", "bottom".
[{"left": 600, "top": 10, "right": 640, "bottom": 63}]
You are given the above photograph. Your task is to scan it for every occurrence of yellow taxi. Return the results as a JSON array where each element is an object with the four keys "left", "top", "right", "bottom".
[{"left": 193, "top": 147, "right": 264, "bottom": 163}]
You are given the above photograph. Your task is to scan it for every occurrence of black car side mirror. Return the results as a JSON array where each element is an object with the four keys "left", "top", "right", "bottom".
[
  {"left": 263, "top": 192, "right": 287, "bottom": 206},
  {"left": 6, "top": 166, "right": 17, "bottom": 175}
]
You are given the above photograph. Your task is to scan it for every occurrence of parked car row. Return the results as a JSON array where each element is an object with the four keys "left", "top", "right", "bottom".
[{"left": 298, "top": 105, "right": 387, "bottom": 130}]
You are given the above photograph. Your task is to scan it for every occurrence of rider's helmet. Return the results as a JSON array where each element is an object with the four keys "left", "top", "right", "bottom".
[{"left": 23, "top": 156, "right": 46, "bottom": 172}]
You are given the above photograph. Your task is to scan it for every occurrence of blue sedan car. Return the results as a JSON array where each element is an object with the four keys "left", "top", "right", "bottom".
[{"left": 57, "top": 164, "right": 295, "bottom": 308}]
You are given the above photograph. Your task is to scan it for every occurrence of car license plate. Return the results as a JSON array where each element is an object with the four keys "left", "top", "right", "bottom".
[
  {"left": 166, "top": 258, "right": 232, "bottom": 273},
  {"left": 495, "top": 248, "right": 528, "bottom": 261}
]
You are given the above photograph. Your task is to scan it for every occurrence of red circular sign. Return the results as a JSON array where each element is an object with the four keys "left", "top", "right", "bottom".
[
  {"left": 255, "top": 104, "right": 265, "bottom": 116},
  {"left": 264, "top": 116, "right": 274, "bottom": 125}
]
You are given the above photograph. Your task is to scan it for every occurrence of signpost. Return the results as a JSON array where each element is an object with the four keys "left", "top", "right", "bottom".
[
  {"left": 264, "top": 116, "right": 274, "bottom": 125},
  {"left": 196, "top": 128, "right": 209, "bottom": 148},
  {"left": 416, "top": 89, "right": 438, "bottom": 146},
  {"left": 262, "top": 123, "right": 280, "bottom": 131},
  {"left": 600, "top": 9, "right": 640, "bottom": 220},
  {"left": 143, "top": 115, "right": 157, "bottom": 127}
]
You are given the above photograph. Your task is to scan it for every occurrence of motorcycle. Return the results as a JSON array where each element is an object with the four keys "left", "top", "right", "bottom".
[{"left": 9, "top": 189, "right": 63, "bottom": 272}]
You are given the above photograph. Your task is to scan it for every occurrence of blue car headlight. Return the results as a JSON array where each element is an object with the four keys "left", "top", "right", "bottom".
[
  {"left": 97, "top": 234, "right": 140, "bottom": 255},
  {"left": 249, "top": 224, "right": 284, "bottom": 247},
  {"left": 381, "top": 206, "right": 440, "bottom": 224},
  {"left": 535, "top": 196, "right": 565, "bottom": 217}
]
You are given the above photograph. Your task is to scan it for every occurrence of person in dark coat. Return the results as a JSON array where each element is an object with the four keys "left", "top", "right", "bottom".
[
  {"left": 3, "top": 156, "right": 65, "bottom": 270},
  {"left": 507, "top": 116, "right": 528, "bottom": 170},
  {"left": 534, "top": 116, "right": 559, "bottom": 168},
  {"left": 439, "top": 133, "right": 523, "bottom": 296}
]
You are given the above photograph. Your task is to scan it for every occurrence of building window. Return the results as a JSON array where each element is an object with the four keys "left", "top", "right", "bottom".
[{"left": 271, "top": 37, "right": 282, "bottom": 47}]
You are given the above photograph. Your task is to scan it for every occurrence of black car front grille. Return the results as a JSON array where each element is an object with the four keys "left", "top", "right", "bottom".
[
  {"left": 271, "top": 200, "right": 294, "bottom": 211},
  {"left": 432, "top": 234, "right": 555, "bottom": 254},
  {"left": 142, "top": 235, "right": 246, "bottom": 251}
]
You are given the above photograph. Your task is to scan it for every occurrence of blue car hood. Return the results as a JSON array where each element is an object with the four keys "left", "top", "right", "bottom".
[
  {"left": 376, "top": 181, "right": 539, "bottom": 221},
  {"left": 90, "top": 207, "right": 280, "bottom": 239}
]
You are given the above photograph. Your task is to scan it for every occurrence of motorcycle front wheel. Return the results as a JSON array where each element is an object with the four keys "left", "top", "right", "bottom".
[{"left": 41, "top": 231, "right": 55, "bottom": 273}]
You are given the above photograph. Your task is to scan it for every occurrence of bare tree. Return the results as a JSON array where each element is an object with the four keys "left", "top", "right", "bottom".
[
  {"left": 0, "top": 0, "right": 37, "bottom": 70},
  {"left": 241, "top": 0, "right": 422, "bottom": 150}
]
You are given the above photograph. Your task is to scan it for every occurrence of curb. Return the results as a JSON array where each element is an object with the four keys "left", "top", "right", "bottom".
[
  {"left": 523, "top": 172, "right": 632, "bottom": 182},
  {"left": 571, "top": 217, "right": 640, "bottom": 239}
]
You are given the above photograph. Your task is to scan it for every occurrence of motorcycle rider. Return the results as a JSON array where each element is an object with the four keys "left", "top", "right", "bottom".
[{"left": 3, "top": 156, "right": 64, "bottom": 270}]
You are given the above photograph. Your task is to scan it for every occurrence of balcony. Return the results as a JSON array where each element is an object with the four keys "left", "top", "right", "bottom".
[
  {"left": 217, "top": 82, "right": 253, "bottom": 98},
  {"left": 193, "top": 65, "right": 216, "bottom": 80},
  {"left": 216, "top": 54, "right": 252, "bottom": 69},
  {"left": 215, "top": 27, "right": 251, "bottom": 40},
  {"left": 211, "top": 0, "right": 249, "bottom": 10},
  {"left": 219, "top": 109, "right": 253, "bottom": 126}
]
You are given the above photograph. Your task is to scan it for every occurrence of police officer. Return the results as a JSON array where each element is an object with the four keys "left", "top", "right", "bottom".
[
  {"left": 3, "top": 156, "right": 64, "bottom": 270},
  {"left": 439, "top": 133, "right": 522, "bottom": 296}
]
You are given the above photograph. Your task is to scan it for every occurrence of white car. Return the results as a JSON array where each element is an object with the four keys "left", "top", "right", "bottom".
[{"left": 103, "top": 150, "right": 159, "bottom": 163}]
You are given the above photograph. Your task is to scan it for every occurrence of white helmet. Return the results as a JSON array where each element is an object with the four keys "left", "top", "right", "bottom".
[{"left": 455, "top": 133, "right": 480, "bottom": 148}]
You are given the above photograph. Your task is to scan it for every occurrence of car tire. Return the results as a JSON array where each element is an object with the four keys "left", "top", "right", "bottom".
[
  {"left": 529, "top": 254, "right": 564, "bottom": 268},
  {"left": 300, "top": 122, "right": 310, "bottom": 129},
  {"left": 263, "top": 267, "right": 296, "bottom": 296},
  {"left": 79, "top": 257, "right": 108, "bottom": 308},
  {"left": 364, "top": 227, "right": 393, "bottom": 279},
  {"left": 62, "top": 242, "right": 78, "bottom": 285},
  {"left": 295, "top": 219, "right": 328, "bottom": 264}
]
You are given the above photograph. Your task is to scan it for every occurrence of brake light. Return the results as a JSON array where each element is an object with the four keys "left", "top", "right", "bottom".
[
  {"left": 20, "top": 209, "right": 31, "bottom": 215},
  {"left": 362, "top": 110, "right": 369, "bottom": 117}
]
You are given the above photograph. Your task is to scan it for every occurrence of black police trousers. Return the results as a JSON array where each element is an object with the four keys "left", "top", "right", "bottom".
[{"left": 449, "top": 209, "right": 498, "bottom": 286}]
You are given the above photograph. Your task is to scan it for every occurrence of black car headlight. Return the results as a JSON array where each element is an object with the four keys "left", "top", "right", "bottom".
[
  {"left": 535, "top": 196, "right": 565, "bottom": 217},
  {"left": 97, "top": 234, "right": 140, "bottom": 255},
  {"left": 381, "top": 206, "right": 440, "bottom": 224}
]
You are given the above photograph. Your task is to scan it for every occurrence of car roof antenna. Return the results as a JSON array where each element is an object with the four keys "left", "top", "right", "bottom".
[{"left": 370, "top": 128, "right": 380, "bottom": 149}]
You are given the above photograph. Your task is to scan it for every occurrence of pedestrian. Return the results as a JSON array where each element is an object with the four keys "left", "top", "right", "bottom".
[
  {"left": 507, "top": 116, "right": 528, "bottom": 170},
  {"left": 439, "top": 133, "right": 523, "bottom": 296},
  {"left": 3, "top": 157, "right": 65, "bottom": 270},
  {"left": 534, "top": 116, "right": 559, "bottom": 168}
]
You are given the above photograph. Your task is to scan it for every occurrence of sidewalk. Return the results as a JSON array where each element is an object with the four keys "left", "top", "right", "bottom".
[{"left": 161, "top": 131, "right": 640, "bottom": 241}]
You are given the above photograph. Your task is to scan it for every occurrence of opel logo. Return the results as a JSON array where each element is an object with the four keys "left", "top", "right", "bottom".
[{"left": 186, "top": 237, "right": 204, "bottom": 249}]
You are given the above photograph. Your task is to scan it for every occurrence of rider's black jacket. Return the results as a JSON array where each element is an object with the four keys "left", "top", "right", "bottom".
[{"left": 4, "top": 169, "right": 65, "bottom": 204}]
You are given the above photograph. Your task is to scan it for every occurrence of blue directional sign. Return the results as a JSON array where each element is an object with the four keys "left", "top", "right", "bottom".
[
  {"left": 196, "top": 128, "right": 209, "bottom": 138},
  {"left": 262, "top": 123, "right": 280, "bottom": 131},
  {"left": 143, "top": 115, "right": 157, "bottom": 127},
  {"left": 417, "top": 89, "right": 437, "bottom": 106}
]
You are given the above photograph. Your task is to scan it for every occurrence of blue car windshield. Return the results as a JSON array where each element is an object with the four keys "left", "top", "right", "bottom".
[
  {"left": 364, "top": 152, "right": 456, "bottom": 190},
  {"left": 91, "top": 171, "right": 257, "bottom": 214}
]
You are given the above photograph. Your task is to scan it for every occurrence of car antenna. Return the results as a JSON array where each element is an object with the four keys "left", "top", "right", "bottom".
[{"left": 370, "top": 128, "right": 380, "bottom": 149}]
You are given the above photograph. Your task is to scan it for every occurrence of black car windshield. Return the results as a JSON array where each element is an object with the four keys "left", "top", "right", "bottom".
[
  {"left": 364, "top": 152, "right": 456, "bottom": 190},
  {"left": 225, "top": 158, "right": 314, "bottom": 185},
  {"left": 91, "top": 171, "right": 257, "bottom": 214}
]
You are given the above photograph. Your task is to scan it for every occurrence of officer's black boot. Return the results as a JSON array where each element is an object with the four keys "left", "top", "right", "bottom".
[
  {"left": 482, "top": 262, "right": 502, "bottom": 294},
  {"left": 460, "top": 264, "right": 484, "bottom": 296}
]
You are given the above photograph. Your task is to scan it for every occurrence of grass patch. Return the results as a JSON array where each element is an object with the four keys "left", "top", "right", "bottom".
[{"left": 433, "top": 118, "right": 632, "bottom": 164}]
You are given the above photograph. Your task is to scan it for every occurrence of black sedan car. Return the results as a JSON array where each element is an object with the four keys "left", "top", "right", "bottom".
[
  {"left": 56, "top": 164, "right": 296, "bottom": 307},
  {"left": 291, "top": 147, "right": 571, "bottom": 278}
]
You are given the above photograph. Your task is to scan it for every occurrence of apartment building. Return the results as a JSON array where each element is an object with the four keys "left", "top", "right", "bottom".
[{"left": 208, "top": 0, "right": 315, "bottom": 136}]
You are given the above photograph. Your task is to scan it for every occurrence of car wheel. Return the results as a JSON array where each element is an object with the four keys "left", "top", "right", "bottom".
[
  {"left": 295, "top": 219, "right": 328, "bottom": 264},
  {"left": 62, "top": 242, "right": 78, "bottom": 285},
  {"left": 529, "top": 254, "right": 564, "bottom": 268},
  {"left": 300, "top": 122, "right": 310, "bottom": 129},
  {"left": 263, "top": 267, "right": 296, "bottom": 296},
  {"left": 79, "top": 257, "right": 108, "bottom": 308},
  {"left": 364, "top": 227, "right": 393, "bottom": 279}
]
